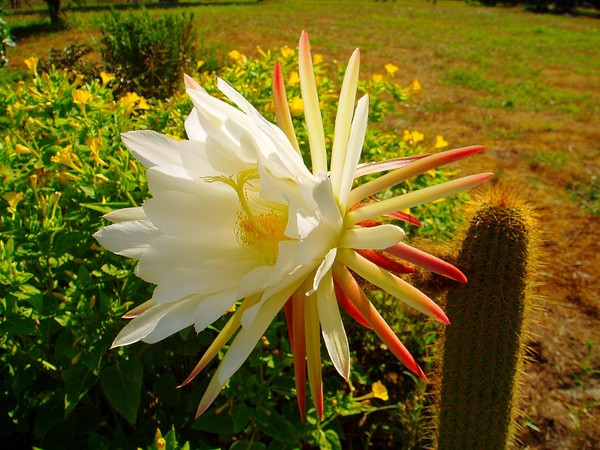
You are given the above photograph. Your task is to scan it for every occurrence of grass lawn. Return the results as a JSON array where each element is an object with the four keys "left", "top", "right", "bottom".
[{"left": 4, "top": 1, "right": 600, "bottom": 448}]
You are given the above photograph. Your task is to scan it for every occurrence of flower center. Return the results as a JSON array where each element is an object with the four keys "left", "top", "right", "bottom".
[{"left": 206, "top": 169, "right": 291, "bottom": 264}]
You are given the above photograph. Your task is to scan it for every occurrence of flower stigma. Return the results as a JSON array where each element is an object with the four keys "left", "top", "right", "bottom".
[{"left": 205, "top": 169, "right": 291, "bottom": 264}]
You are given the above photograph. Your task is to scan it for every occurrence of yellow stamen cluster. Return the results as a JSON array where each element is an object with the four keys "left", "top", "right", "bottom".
[
  {"left": 206, "top": 170, "right": 291, "bottom": 263},
  {"left": 236, "top": 209, "right": 288, "bottom": 264}
]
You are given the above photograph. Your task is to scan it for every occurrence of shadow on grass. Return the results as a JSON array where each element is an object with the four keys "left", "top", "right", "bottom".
[{"left": 9, "top": 0, "right": 261, "bottom": 39}]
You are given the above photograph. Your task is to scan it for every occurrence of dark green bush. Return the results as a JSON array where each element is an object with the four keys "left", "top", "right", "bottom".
[
  {"left": 100, "top": 9, "right": 197, "bottom": 99},
  {"left": 38, "top": 42, "right": 96, "bottom": 77}
]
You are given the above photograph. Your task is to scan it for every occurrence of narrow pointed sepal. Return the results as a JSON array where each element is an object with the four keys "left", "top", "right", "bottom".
[
  {"left": 273, "top": 61, "right": 301, "bottom": 154},
  {"left": 347, "top": 173, "right": 494, "bottom": 226},
  {"left": 355, "top": 249, "right": 415, "bottom": 275},
  {"left": 337, "top": 249, "right": 449, "bottom": 325},
  {"left": 122, "top": 300, "right": 156, "bottom": 319},
  {"left": 385, "top": 242, "right": 467, "bottom": 283},
  {"left": 304, "top": 286, "right": 324, "bottom": 420},
  {"left": 291, "top": 289, "right": 307, "bottom": 421},
  {"left": 332, "top": 263, "right": 425, "bottom": 378},
  {"left": 349, "top": 145, "right": 486, "bottom": 205},
  {"left": 299, "top": 30, "right": 327, "bottom": 174},
  {"left": 333, "top": 278, "right": 372, "bottom": 329}
]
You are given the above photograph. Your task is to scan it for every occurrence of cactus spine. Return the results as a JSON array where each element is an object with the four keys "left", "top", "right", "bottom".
[{"left": 434, "top": 186, "right": 537, "bottom": 450}]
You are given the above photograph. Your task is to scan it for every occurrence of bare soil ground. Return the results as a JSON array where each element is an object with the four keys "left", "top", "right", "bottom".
[
  {"left": 407, "top": 85, "right": 600, "bottom": 449},
  {"left": 6, "top": 4, "right": 599, "bottom": 448}
]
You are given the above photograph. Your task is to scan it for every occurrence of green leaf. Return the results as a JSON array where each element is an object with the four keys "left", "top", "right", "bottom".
[
  {"left": 313, "top": 429, "right": 342, "bottom": 450},
  {"left": 192, "top": 407, "right": 234, "bottom": 436},
  {"left": 100, "top": 359, "right": 143, "bottom": 424},
  {"left": 230, "top": 440, "right": 266, "bottom": 450},
  {"left": 231, "top": 403, "right": 251, "bottom": 434},
  {"left": 0, "top": 314, "right": 38, "bottom": 335},
  {"left": 254, "top": 406, "right": 298, "bottom": 444},
  {"left": 64, "top": 364, "right": 97, "bottom": 416}
]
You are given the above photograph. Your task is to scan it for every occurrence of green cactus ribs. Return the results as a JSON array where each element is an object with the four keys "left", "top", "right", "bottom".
[{"left": 435, "top": 187, "right": 538, "bottom": 450}]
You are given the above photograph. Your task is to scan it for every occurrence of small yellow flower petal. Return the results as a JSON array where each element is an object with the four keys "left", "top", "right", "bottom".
[
  {"left": 24, "top": 56, "right": 38, "bottom": 71},
  {"left": 411, "top": 130, "right": 424, "bottom": 143},
  {"left": 411, "top": 79, "right": 422, "bottom": 92},
  {"left": 372, "top": 380, "right": 389, "bottom": 401},
  {"left": 72, "top": 89, "right": 93, "bottom": 105},
  {"left": 100, "top": 71, "right": 115, "bottom": 86},
  {"left": 228, "top": 50, "right": 244, "bottom": 62},
  {"left": 120, "top": 92, "right": 141, "bottom": 108},
  {"left": 290, "top": 96, "right": 304, "bottom": 114},
  {"left": 384, "top": 63, "right": 398, "bottom": 75},
  {"left": 137, "top": 97, "right": 150, "bottom": 110},
  {"left": 435, "top": 135, "right": 449, "bottom": 149},
  {"left": 280, "top": 46, "right": 295, "bottom": 58},
  {"left": 288, "top": 71, "right": 300, "bottom": 86},
  {"left": 196, "top": 60, "right": 205, "bottom": 69},
  {"left": 372, "top": 74, "right": 383, "bottom": 83},
  {"left": 313, "top": 53, "right": 324, "bottom": 65},
  {"left": 2, "top": 192, "right": 24, "bottom": 209},
  {"left": 15, "top": 144, "right": 32, "bottom": 155}
]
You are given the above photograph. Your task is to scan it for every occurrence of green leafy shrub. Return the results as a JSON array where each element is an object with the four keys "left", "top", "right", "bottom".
[
  {"left": 38, "top": 42, "right": 96, "bottom": 78},
  {"left": 0, "top": 47, "right": 463, "bottom": 448},
  {"left": 100, "top": 9, "right": 197, "bottom": 100}
]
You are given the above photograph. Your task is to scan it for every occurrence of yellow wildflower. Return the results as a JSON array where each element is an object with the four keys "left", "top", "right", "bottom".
[
  {"left": 88, "top": 137, "right": 107, "bottom": 166},
  {"left": 100, "top": 71, "right": 116, "bottom": 86},
  {"left": 372, "top": 381, "right": 389, "bottom": 401},
  {"left": 403, "top": 129, "right": 424, "bottom": 144},
  {"left": 287, "top": 71, "right": 300, "bottom": 86},
  {"left": 72, "top": 89, "right": 93, "bottom": 106},
  {"left": 120, "top": 92, "right": 141, "bottom": 108},
  {"left": 384, "top": 63, "right": 399, "bottom": 75},
  {"left": 435, "top": 135, "right": 449, "bottom": 149},
  {"left": 411, "top": 79, "right": 422, "bottom": 92},
  {"left": 280, "top": 46, "right": 295, "bottom": 59},
  {"left": 94, "top": 173, "right": 110, "bottom": 182},
  {"left": 196, "top": 60, "right": 205, "bottom": 69},
  {"left": 51, "top": 145, "right": 83, "bottom": 171},
  {"left": 137, "top": 97, "right": 150, "bottom": 110},
  {"left": 412, "top": 130, "right": 424, "bottom": 143},
  {"left": 227, "top": 50, "right": 244, "bottom": 62},
  {"left": 372, "top": 74, "right": 384, "bottom": 83},
  {"left": 313, "top": 53, "right": 324, "bottom": 65},
  {"left": 261, "top": 336, "right": 270, "bottom": 346},
  {"left": 2, "top": 192, "right": 24, "bottom": 209},
  {"left": 289, "top": 96, "right": 304, "bottom": 114},
  {"left": 24, "top": 56, "right": 38, "bottom": 72},
  {"left": 15, "top": 144, "right": 32, "bottom": 155}
]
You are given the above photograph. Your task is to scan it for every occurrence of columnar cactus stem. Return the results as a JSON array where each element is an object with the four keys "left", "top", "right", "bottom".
[{"left": 435, "top": 187, "right": 537, "bottom": 450}]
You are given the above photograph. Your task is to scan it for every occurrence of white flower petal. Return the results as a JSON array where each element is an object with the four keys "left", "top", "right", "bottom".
[
  {"left": 185, "top": 108, "right": 208, "bottom": 141},
  {"left": 111, "top": 296, "right": 198, "bottom": 347},
  {"left": 340, "top": 224, "right": 405, "bottom": 249},
  {"left": 142, "top": 189, "right": 239, "bottom": 244},
  {"left": 338, "top": 95, "right": 369, "bottom": 210},
  {"left": 150, "top": 264, "right": 252, "bottom": 304},
  {"left": 93, "top": 220, "right": 158, "bottom": 259},
  {"left": 122, "top": 131, "right": 183, "bottom": 168},
  {"left": 136, "top": 235, "right": 253, "bottom": 284},
  {"left": 218, "top": 281, "right": 299, "bottom": 384},
  {"left": 103, "top": 207, "right": 146, "bottom": 223},
  {"left": 317, "top": 271, "right": 350, "bottom": 380},
  {"left": 309, "top": 247, "right": 337, "bottom": 295}
]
